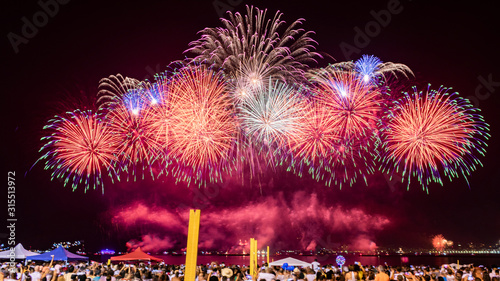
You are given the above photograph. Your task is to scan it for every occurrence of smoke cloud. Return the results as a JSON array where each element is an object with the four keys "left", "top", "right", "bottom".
[{"left": 112, "top": 189, "right": 390, "bottom": 252}]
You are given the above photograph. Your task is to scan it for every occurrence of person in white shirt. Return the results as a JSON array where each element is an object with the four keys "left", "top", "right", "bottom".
[
  {"left": 311, "top": 260, "right": 320, "bottom": 272},
  {"left": 445, "top": 269, "right": 456, "bottom": 281},
  {"left": 462, "top": 269, "right": 472, "bottom": 281},
  {"left": 54, "top": 265, "right": 62, "bottom": 274},
  {"left": 31, "top": 268, "right": 42, "bottom": 281},
  {"left": 490, "top": 269, "right": 499, "bottom": 279}
]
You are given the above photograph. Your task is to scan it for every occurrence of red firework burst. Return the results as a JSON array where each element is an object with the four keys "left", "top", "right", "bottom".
[
  {"left": 167, "top": 66, "right": 237, "bottom": 185},
  {"left": 380, "top": 86, "right": 489, "bottom": 190},
  {"left": 39, "top": 110, "right": 119, "bottom": 191},
  {"left": 301, "top": 71, "right": 382, "bottom": 186}
]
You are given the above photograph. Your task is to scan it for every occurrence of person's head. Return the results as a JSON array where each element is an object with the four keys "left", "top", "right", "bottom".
[
  {"left": 377, "top": 266, "right": 385, "bottom": 273},
  {"left": 198, "top": 272, "right": 207, "bottom": 281},
  {"left": 473, "top": 268, "right": 484, "bottom": 280}
]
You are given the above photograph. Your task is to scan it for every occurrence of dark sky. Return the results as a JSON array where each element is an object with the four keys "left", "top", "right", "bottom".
[{"left": 2, "top": 0, "right": 500, "bottom": 253}]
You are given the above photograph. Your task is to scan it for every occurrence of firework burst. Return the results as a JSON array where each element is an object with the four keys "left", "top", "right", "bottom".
[
  {"left": 309, "top": 71, "right": 383, "bottom": 143},
  {"left": 287, "top": 101, "right": 340, "bottom": 183},
  {"left": 139, "top": 74, "right": 172, "bottom": 172},
  {"left": 238, "top": 80, "right": 306, "bottom": 157},
  {"left": 432, "top": 234, "right": 448, "bottom": 252},
  {"left": 98, "top": 75, "right": 162, "bottom": 179},
  {"left": 354, "top": 54, "right": 413, "bottom": 83},
  {"left": 39, "top": 110, "right": 119, "bottom": 191},
  {"left": 36, "top": 5, "right": 489, "bottom": 192},
  {"left": 304, "top": 70, "right": 383, "bottom": 186},
  {"left": 321, "top": 55, "right": 413, "bottom": 85},
  {"left": 380, "top": 86, "right": 489, "bottom": 190},
  {"left": 167, "top": 66, "right": 237, "bottom": 185},
  {"left": 185, "top": 5, "right": 320, "bottom": 89}
]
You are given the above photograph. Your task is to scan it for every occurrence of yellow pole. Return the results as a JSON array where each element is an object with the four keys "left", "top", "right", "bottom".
[
  {"left": 250, "top": 238, "right": 255, "bottom": 278},
  {"left": 253, "top": 239, "right": 258, "bottom": 278},
  {"left": 267, "top": 246, "right": 269, "bottom": 265},
  {"left": 250, "top": 238, "right": 259, "bottom": 278},
  {"left": 185, "top": 209, "right": 201, "bottom": 281},
  {"left": 250, "top": 238, "right": 256, "bottom": 276}
]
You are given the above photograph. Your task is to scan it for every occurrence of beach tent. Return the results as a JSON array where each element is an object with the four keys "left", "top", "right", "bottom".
[
  {"left": 0, "top": 243, "right": 40, "bottom": 259},
  {"left": 110, "top": 247, "right": 163, "bottom": 262},
  {"left": 269, "top": 257, "right": 312, "bottom": 267},
  {"left": 29, "top": 246, "right": 88, "bottom": 261}
]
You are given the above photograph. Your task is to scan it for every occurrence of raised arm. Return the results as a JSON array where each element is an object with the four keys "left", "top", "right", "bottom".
[{"left": 41, "top": 256, "right": 56, "bottom": 280}]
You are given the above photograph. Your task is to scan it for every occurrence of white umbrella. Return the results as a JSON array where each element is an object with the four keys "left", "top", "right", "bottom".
[
  {"left": 269, "top": 257, "right": 312, "bottom": 267},
  {"left": 0, "top": 243, "right": 40, "bottom": 259}
]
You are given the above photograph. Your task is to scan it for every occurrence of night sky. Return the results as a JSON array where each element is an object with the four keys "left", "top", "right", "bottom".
[{"left": 2, "top": 0, "right": 500, "bottom": 253}]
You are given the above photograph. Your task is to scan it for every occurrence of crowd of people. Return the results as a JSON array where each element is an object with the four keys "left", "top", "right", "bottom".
[{"left": 1, "top": 259, "right": 499, "bottom": 281}]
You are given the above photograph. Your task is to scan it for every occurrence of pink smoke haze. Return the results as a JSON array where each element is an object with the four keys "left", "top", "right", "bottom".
[
  {"left": 126, "top": 234, "right": 175, "bottom": 252},
  {"left": 113, "top": 203, "right": 187, "bottom": 233},
  {"left": 349, "top": 235, "right": 379, "bottom": 251},
  {"left": 112, "top": 191, "right": 390, "bottom": 252}
]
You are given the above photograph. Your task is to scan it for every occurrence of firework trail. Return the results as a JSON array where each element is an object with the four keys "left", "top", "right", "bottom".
[
  {"left": 38, "top": 110, "right": 119, "bottom": 191},
  {"left": 379, "top": 86, "right": 489, "bottom": 190}
]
